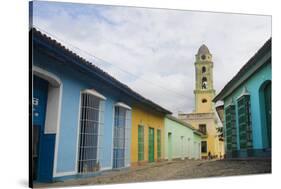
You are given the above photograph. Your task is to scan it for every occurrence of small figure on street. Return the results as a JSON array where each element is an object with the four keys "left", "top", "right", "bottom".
[{"left": 208, "top": 151, "right": 212, "bottom": 160}]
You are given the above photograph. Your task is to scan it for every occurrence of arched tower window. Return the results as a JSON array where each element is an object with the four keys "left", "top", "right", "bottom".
[
  {"left": 202, "top": 66, "right": 206, "bottom": 73},
  {"left": 202, "top": 77, "right": 208, "bottom": 89}
]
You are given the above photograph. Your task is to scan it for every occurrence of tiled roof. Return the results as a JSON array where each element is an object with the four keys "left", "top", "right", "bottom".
[
  {"left": 31, "top": 28, "right": 171, "bottom": 114},
  {"left": 213, "top": 38, "right": 271, "bottom": 102}
]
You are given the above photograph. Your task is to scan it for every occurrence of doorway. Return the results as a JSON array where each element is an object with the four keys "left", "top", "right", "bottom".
[
  {"left": 32, "top": 76, "right": 48, "bottom": 181},
  {"left": 181, "top": 136, "right": 184, "bottom": 160},
  {"left": 148, "top": 128, "right": 155, "bottom": 162},
  {"left": 32, "top": 72, "right": 59, "bottom": 182},
  {"left": 264, "top": 82, "right": 271, "bottom": 148},
  {"left": 168, "top": 133, "right": 172, "bottom": 160},
  {"left": 260, "top": 81, "right": 272, "bottom": 148}
]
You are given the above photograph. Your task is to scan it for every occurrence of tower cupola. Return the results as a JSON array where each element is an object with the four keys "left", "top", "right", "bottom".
[{"left": 196, "top": 44, "right": 212, "bottom": 62}]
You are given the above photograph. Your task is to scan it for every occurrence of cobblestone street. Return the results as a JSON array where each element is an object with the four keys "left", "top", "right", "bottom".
[{"left": 35, "top": 159, "right": 271, "bottom": 188}]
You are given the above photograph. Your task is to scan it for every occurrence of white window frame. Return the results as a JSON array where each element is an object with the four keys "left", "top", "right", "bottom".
[{"left": 77, "top": 89, "right": 106, "bottom": 174}]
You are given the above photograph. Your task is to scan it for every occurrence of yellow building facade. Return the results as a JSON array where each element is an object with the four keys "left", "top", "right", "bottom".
[
  {"left": 131, "top": 104, "right": 166, "bottom": 166},
  {"left": 179, "top": 45, "right": 224, "bottom": 159}
]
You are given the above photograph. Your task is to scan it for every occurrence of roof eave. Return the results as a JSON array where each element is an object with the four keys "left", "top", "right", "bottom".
[
  {"left": 32, "top": 28, "right": 171, "bottom": 114},
  {"left": 213, "top": 38, "right": 271, "bottom": 102}
]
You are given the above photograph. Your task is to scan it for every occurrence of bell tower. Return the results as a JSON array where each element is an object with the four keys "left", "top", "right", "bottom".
[
  {"left": 194, "top": 44, "right": 216, "bottom": 113},
  {"left": 178, "top": 44, "right": 224, "bottom": 158}
]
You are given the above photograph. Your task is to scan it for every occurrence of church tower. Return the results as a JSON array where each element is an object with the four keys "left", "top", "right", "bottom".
[
  {"left": 194, "top": 44, "right": 216, "bottom": 113},
  {"left": 178, "top": 44, "right": 225, "bottom": 159}
]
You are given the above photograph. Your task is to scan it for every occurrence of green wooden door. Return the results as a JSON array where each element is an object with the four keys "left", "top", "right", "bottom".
[
  {"left": 138, "top": 125, "right": 144, "bottom": 161},
  {"left": 157, "top": 130, "right": 161, "bottom": 159},
  {"left": 264, "top": 83, "right": 271, "bottom": 148},
  {"left": 148, "top": 128, "right": 155, "bottom": 162}
]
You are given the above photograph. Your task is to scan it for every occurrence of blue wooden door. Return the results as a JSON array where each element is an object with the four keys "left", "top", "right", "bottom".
[
  {"left": 33, "top": 75, "right": 55, "bottom": 182},
  {"left": 33, "top": 76, "right": 48, "bottom": 181}
]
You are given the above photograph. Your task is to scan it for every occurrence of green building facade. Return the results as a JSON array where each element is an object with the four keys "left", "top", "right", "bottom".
[{"left": 164, "top": 115, "right": 202, "bottom": 160}]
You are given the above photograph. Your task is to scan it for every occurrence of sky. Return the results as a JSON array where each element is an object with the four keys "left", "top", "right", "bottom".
[{"left": 32, "top": 1, "right": 271, "bottom": 115}]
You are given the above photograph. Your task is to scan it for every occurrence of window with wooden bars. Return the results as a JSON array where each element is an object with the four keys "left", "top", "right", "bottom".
[
  {"left": 225, "top": 105, "right": 237, "bottom": 151},
  {"left": 157, "top": 129, "right": 161, "bottom": 159},
  {"left": 138, "top": 125, "right": 144, "bottom": 161},
  {"left": 78, "top": 92, "right": 104, "bottom": 173},
  {"left": 113, "top": 106, "right": 131, "bottom": 168},
  {"left": 237, "top": 95, "right": 252, "bottom": 149}
]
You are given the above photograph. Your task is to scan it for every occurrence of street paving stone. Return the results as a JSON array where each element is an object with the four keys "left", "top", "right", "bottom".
[{"left": 34, "top": 159, "right": 271, "bottom": 188}]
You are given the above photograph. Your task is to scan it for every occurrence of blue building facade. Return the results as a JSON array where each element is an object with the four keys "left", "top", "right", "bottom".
[
  {"left": 213, "top": 38, "right": 271, "bottom": 159},
  {"left": 31, "top": 28, "right": 170, "bottom": 182}
]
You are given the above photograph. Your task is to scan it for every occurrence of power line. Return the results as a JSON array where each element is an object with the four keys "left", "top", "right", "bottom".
[{"left": 33, "top": 26, "right": 192, "bottom": 100}]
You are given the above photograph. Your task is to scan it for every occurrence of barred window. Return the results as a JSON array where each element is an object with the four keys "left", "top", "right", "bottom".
[
  {"left": 78, "top": 92, "right": 105, "bottom": 173},
  {"left": 238, "top": 95, "right": 252, "bottom": 149},
  {"left": 113, "top": 105, "right": 131, "bottom": 168},
  {"left": 225, "top": 104, "right": 237, "bottom": 151}
]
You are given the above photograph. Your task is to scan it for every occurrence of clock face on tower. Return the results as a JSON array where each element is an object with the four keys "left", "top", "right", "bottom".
[{"left": 201, "top": 54, "right": 206, "bottom": 60}]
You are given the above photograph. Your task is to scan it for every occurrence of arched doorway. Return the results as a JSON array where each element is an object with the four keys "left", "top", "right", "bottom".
[{"left": 259, "top": 80, "right": 271, "bottom": 148}]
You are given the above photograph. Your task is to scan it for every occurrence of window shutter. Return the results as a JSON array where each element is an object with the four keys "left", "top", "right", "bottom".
[
  {"left": 238, "top": 95, "right": 252, "bottom": 149},
  {"left": 225, "top": 105, "right": 237, "bottom": 151}
]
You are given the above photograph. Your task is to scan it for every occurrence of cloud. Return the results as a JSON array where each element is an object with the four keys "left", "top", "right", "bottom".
[{"left": 32, "top": 1, "right": 271, "bottom": 115}]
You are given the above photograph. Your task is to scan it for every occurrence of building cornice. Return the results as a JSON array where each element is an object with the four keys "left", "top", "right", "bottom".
[{"left": 194, "top": 89, "right": 216, "bottom": 94}]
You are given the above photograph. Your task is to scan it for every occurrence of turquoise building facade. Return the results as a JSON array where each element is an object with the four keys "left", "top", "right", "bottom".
[
  {"left": 213, "top": 38, "right": 271, "bottom": 158},
  {"left": 164, "top": 115, "right": 202, "bottom": 160}
]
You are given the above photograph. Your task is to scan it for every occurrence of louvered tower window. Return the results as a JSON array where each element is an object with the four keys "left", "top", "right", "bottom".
[{"left": 78, "top": 90, "right": 105, "bottom": 173}]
